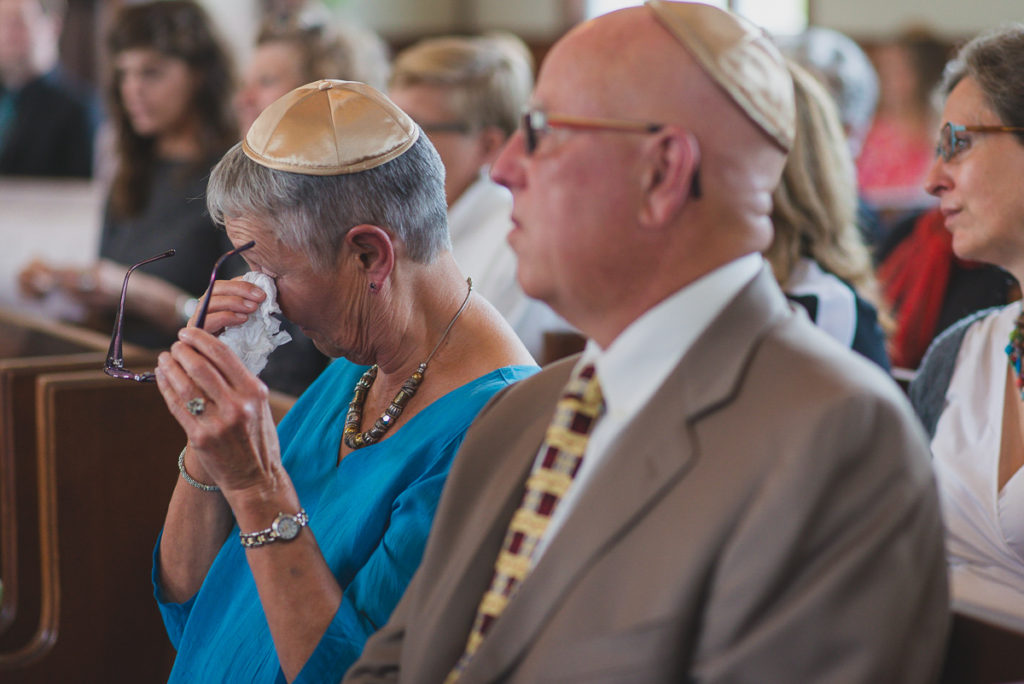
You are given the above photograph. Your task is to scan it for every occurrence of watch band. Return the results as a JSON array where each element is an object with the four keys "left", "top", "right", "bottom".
[{"left": 239, "top": 509, "right": 309, "bottom": 548}]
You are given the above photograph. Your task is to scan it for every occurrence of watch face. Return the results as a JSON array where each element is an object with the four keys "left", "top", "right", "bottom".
[{"left": 273, "top": 514, "right": 301, "bottom": 540}]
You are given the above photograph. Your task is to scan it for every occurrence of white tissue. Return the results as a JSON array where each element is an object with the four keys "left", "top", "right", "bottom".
[{"left": 218, "top": 272, "right": 292, "bottom": 376}]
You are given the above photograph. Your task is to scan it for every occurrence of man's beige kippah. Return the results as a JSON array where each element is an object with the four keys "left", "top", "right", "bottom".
[
  {"left": 242, "top": 80, "right": 419, "bottom": 175},
  {"left": 646, "top": 0, "right": 795, "bottom": 151}
]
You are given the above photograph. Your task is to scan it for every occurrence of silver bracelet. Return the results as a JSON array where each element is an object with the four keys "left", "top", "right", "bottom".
[{"left": 178, "top": 446, "right": 220, "bottom": 492}]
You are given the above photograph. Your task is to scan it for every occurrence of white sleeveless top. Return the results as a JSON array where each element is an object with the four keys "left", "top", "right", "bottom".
[{"left": 932, "top": 301, "right": 1024, "bottom": 629}]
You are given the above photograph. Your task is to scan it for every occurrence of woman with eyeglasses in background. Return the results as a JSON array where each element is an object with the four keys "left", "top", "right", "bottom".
[
  {"left": 18, "top": 0, "right": 237, "bottom": 350},
  {"left": 910, "top": 25, "right": 1024, "bottom": 627}
]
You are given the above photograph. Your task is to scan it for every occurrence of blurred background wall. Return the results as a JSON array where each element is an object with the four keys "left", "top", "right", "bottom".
[{"left": 56, "top": 0, "right": 1024, "bottom": 93}]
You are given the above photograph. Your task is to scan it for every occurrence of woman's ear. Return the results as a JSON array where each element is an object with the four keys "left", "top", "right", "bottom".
[
  {"left": 344, "top": 225, "right": 395, "bottom": 288},
  {"left": 639, "top": 127, "right": 701, "bottom": 227}
]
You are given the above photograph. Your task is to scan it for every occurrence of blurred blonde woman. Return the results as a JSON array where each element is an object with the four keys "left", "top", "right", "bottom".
[
  {"left": 389, "top": 34, "right": 570, "bottom": 360},
  {"left": 767, "top": 60, "right": 891, "bottom": 370},
  {"left": 235, "top": 20, "right": 389, "bottom": 135}
]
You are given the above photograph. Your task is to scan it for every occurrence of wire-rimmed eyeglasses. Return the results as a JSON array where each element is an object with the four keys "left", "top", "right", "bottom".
[
  {"left": 936, "top": 121, "right": 1024, "bottom": 162},
  {"left": 104, "top": 240, "right": 256, "bottom": 382}
]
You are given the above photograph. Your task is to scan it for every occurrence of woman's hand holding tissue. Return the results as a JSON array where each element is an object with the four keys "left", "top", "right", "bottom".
[
  {"left": 217, "top": 273, "right": 292, "bottom": 376},
  {"left": 188, "top": 272, "right": 292, "bottom": 377},
  {"left": 189, "top": 277, "right": 267, "bottom": 334}
]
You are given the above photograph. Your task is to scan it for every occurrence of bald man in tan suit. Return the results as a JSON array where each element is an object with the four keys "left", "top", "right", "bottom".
[{"left": 345, "top": 3, "right": 948, "bottom": 682}]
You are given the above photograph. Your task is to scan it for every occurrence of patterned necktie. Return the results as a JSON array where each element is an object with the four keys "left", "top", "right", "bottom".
[{"left": 445, "top": 362, "right": 604, "bottom": 683}]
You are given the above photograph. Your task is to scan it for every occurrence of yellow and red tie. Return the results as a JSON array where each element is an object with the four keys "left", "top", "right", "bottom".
[{"left": 445, "top": 362, "right": 604, "bottom": 683}]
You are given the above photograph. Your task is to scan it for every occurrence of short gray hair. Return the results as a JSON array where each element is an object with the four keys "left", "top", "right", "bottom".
[
  {"left": 941, "top": 24, "right": 1024, "bottom": 145},
  {"left": 207, "top": 133, "right": 450, "bottom": 271}
]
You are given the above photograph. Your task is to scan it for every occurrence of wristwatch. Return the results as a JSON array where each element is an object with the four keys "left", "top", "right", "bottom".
[{"left": 239, "top": 509, "right": 308, "bottom": 548}]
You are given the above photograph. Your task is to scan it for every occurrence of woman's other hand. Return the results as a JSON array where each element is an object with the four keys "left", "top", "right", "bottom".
[
  {"left": 16, "top": 259, "right": 102, "bottom": 301},
  {"left": 18, "top": 259, "right": 124, "bottom": 312},
  {"left": 59, "top": 260, "right": 126, "bottom": 310},
  {"left": 17, "top": 258, "right": 61, "bottom": 298}
]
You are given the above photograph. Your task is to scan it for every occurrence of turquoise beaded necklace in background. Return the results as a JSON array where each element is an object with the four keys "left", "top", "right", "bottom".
[{"left": 1006, "top": 309, "right": 1024, "bottom": 400}]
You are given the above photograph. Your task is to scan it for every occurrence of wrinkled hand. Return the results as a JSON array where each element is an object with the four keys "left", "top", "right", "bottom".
[
  {"left": 155, "top": 326, "right": 282, "bottom": 499},
  {"left": 16, "top": 259, "right": 115, "bottom": 305},
  {"left": 17, "top": 259, "right": 61, "bottom": 299},
  {"left": 189, "top": 276, "right": 267, "bottom": 334},
  {"left": 60, "top": 260, "right": 127, "bottom": 310}
]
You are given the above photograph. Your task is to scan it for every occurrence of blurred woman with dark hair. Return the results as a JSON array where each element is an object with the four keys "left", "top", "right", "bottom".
[{"left": 19, "top": 0, "right": 238, "bottom": 349}]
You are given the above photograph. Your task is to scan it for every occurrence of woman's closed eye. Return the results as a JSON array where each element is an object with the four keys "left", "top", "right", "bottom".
[{"left": 241, "top": 258, "right": 278, "bottom": 281}]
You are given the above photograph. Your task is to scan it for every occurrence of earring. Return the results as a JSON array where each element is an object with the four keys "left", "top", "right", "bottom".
[{"left": 369, "top": 282, "right": 377, "bottom": 292}]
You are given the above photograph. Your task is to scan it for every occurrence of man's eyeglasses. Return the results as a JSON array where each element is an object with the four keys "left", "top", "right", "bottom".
[
  {"left": 519, "top": 108, "right": 700, "bottom": 197},
  {"left": 104, "top": 240, "right": 256, "bottom": 382},
  {"left": 936, "top": 121, "right": 1024, "bottom": 162},
  {"left": 520, "top": 108, "right": 663, "bottom": 156}
]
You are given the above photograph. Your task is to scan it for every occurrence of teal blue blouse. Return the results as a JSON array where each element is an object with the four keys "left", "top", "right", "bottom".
[{"left": 154, "top": 358, "right": 537, "bottom": 683}]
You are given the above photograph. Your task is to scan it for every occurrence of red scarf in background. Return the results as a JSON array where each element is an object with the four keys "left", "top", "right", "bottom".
[{"left": 878, "top": 208, "right": 981, "bottom": 370}]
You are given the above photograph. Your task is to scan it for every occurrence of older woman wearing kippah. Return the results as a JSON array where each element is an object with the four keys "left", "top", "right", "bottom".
[{"left": 151, "top": 80, "right": 536, "bottom": 683}]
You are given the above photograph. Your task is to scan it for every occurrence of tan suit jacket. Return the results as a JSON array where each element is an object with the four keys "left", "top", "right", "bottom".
[{"left": 346, "top": 268, "right": 948, "bottom": 683}]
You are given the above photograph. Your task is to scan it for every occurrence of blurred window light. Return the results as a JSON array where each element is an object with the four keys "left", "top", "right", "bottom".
[
  {"left": 734, "top": 0, "right": 807, "bottom": 35},
  {"left": 584, "top": 0, "right": 806, "bottom": 35}
]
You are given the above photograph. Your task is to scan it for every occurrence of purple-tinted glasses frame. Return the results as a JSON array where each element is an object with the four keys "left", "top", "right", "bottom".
[{"left": 103, "top": 240, "right": 256, "bottom": 382}]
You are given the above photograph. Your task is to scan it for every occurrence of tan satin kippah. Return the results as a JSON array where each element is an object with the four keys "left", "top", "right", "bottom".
[
  {"left": 646, "top": 0, "right": 795, "bottom": 152},
  {"left": 242, "top": 80, "right": 419, "bottom": 175}
]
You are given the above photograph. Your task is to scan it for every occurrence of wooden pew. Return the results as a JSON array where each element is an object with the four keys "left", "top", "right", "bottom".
[
  {"left": 0, "top": 308, "right": 296, "bottom": 681},
  {"left": 540, "top": 330, "right": 587, "bottom": 366},
  {"left": 0, "top": 370, "right": 181, "bottom": 681},
  {"left": 0, "top": 308, "right": 171, "bottom": 680},
  {"left": 0, "top": 309, "right": 120, "bottom": 652},
  {"left": 941, "top": 611, "right": 1024, "bottom": 684},
  {"left": 4, "top": 372, "right": 294, "bottom": 682}
]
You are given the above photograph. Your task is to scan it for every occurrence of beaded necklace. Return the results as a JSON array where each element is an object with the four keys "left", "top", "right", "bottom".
[
  {"left": 343, "top": 278, "right": 473, "bottom": 449},
  {"left": 1007, "top": 309, "right": 1024, "bottom": 401}
]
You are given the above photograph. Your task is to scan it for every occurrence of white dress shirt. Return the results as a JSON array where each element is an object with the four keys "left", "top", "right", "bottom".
[{"left": 532, "top": 253, "right": 764, "bottom": 561}]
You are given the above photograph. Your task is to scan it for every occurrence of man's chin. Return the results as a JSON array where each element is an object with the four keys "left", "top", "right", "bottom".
[{"left": 517, "top": 273, "right": 555, "bottom": 309}]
